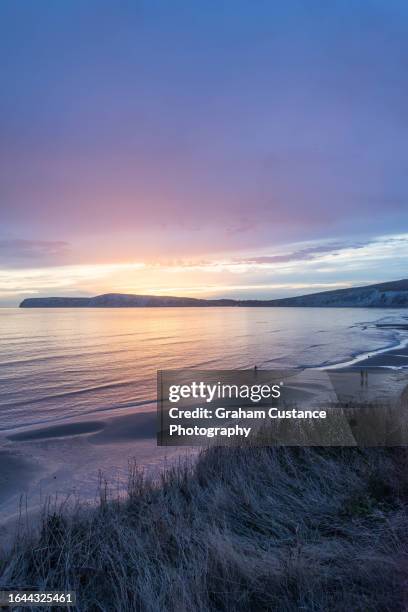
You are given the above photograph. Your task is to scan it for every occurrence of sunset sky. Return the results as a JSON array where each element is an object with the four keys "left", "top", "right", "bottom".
[{"left": 1, "top": 1, "right": 408, "bottom": 305}]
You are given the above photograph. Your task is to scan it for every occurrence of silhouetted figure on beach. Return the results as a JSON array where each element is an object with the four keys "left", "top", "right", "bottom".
[{"left": 360, "top": 369, "right": 368, "bottom": 387}]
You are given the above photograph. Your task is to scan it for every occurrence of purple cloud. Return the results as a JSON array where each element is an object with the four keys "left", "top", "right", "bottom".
[
  {"left": 235, "top": 242, "right": 368, "bottom": 266},
  {"left": 0, "top": 239, "right": 70, "bottom": 267}
]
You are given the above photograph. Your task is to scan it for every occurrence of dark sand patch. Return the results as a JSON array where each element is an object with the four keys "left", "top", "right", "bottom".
[
  {"left": 90, "top": 411, "right": 155, "bottom": 444},
  {"left": 7, "top": 420, "right": 106, "bottom": 442}
]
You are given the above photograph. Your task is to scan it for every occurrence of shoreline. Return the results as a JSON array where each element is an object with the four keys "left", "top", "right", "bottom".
[
  {"left": 0, "top": 410, "right": 191, "bottom": 531},
  {"left": 1, "top": 368, "right": 407, "bottom": 529},
  {"left": 1, "top": 318, "right": 408, "bottom": 533},
  {"left": 321, "top": 323, "right": 408, "bottom": 371},
  {"left": 323, "top": 340, "right": 408, "bottom": 371}
]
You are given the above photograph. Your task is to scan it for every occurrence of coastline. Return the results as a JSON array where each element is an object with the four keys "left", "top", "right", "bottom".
[
  {"left": 333, "top": 341, "right": 408, "bottom": 369},
  {"left": 1, "top": 317, "right": 408, "bottom": 533},
  {"left": 1, "top": 371, "right": 407, "bottom": 533},
  {"left": 0, "top": 409, "right": 191, "bottom": 533},
  {"left": 321, "top": 322, "right": 408, "bottom": 371}
]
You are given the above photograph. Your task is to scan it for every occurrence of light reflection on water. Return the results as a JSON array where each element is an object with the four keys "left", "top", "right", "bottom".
[{"left": 0, "top": 307, "right": 406, "bottom": 431}]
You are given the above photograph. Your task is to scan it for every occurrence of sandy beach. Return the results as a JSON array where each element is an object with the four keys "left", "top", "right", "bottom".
[
  {"left": 1, "top": 359, "right": 407, "bottom": 539},
  {"left": 1, "top": 310, "right": 408, "bottom": 545},
  {"left": 347, "top": 342, "right": 408, "bottom": 369},
  {"left": 0, "top": 409, "right": 192, "bottom": 542}
]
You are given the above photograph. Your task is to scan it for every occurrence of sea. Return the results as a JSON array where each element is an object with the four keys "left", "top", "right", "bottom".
[{"left": 1, "top": 307, "right": 408, "bottom": 433}]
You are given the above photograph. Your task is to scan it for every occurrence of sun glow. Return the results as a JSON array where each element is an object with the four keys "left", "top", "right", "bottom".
[{"left": 1, "top": 233, "right": 408, "bottom": 305}]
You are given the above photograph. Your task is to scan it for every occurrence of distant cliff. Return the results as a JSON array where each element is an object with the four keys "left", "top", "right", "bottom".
[
  {"left": 19, "top": 293, "right": 237, "bottom": 308},
  {"left": 19, "top": 279, "right": 408, "bottom": 308},
  {"left": 261, "top": 279, "right": 408, "bottom": 308}
]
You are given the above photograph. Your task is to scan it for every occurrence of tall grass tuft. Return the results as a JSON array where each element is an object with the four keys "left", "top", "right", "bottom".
[{"left": 1, "top": 445, "right": 407, "bottom": 611}]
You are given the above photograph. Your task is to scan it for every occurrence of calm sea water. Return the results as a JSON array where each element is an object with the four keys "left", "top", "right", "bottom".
[{"left": 1, "top": 307, "right": 407, "bottom": 432}]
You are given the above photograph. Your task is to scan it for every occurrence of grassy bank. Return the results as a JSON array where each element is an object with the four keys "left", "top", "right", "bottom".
[{"left": 1, "top": 445, "right": 407, "bottom": 611}]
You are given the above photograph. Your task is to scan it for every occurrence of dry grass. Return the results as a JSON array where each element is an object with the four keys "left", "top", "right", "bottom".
[{"left": 0, "top": 445, "right": 407, "bottom": 611}]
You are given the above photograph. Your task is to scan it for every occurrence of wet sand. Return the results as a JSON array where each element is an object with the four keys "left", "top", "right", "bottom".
[
  {"left": 348, "top": 344, "right": 408, "bottom": 369},
  {"left": 0, "top": 409, "right": 186, "bottom": 533},
  {"left": 0, "top": 450, "right": 41, "bottom": 503},
  {"left": 1, "top": 346, "right": 407, "bottom": 538}
]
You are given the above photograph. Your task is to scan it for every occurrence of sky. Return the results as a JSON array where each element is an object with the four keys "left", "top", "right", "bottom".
[{"left": 1, "top": 0, "right": 408, "bottom": 305}]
